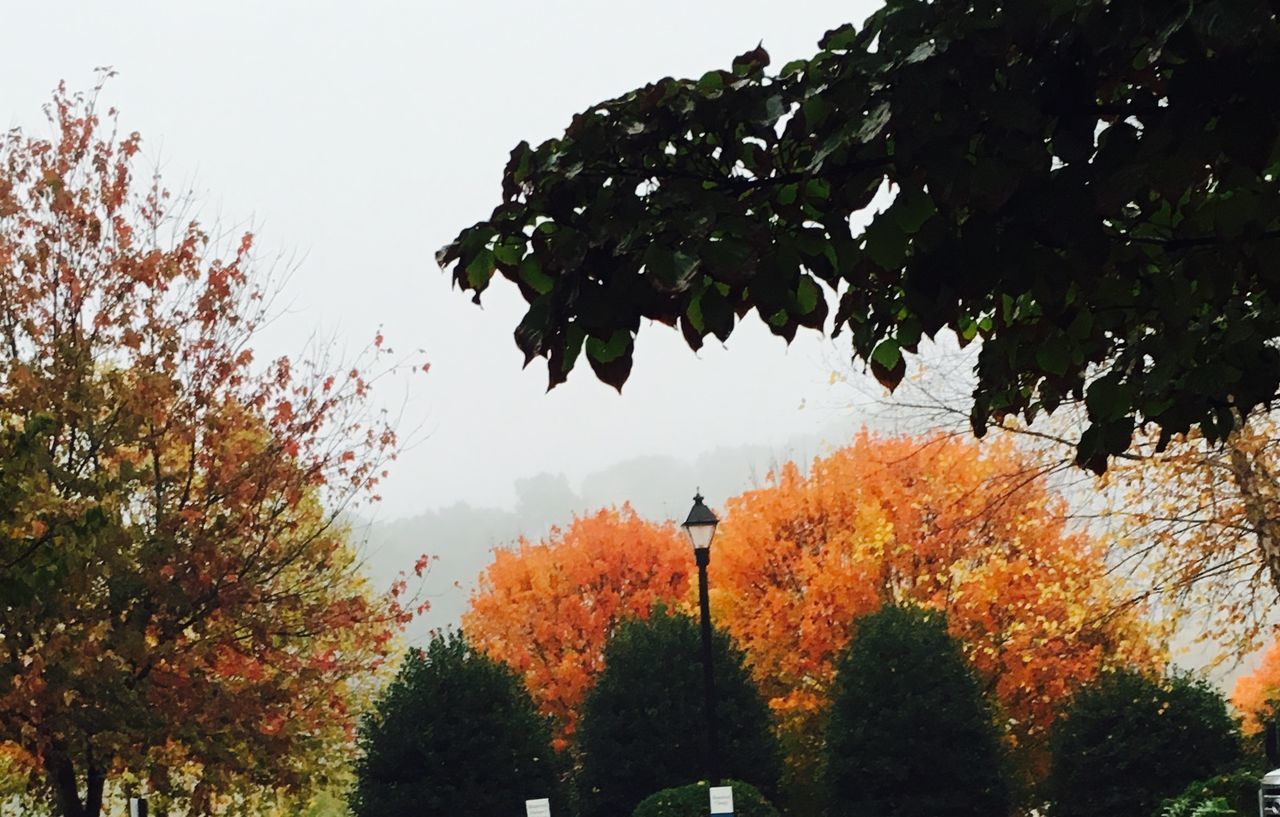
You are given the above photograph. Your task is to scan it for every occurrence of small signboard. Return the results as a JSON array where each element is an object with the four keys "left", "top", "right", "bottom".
[
  {"left": 709, "top": 785, "right": 734, "bottom": 816},
  {"left": 526, "top": 797, "right": 552, "bottom": 817}
]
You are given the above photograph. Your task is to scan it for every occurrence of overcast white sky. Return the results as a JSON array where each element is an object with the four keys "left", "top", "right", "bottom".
[{"left": 1, "top": 1, "right": 885, "bottom": 521}]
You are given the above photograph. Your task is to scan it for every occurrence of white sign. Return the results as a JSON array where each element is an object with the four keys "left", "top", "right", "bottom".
[
  {"left": 709, "top": 785, "right": 734, "bottom": 815},
  {"left": 526, "top": 798, "right": 551, "bottom": 817}
]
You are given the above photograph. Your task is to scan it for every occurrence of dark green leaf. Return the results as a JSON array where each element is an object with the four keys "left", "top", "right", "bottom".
[
  {"left": 518, "top": 256, "right": 554, "bottom": 295},
  {"left": 863, "top": 218, "right": 908, "bottom": 270},
  {"left": 1036, "top": 341, "right": 1071, "bottom": 376},
  {"left": 586, "top": 329, "right": 631, "bottom": 364}
]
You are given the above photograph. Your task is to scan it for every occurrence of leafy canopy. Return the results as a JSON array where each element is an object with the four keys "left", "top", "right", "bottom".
[
  {"left": 440, "top": 0, "right": 1280, "bottom": 472},
  {"left": 463, "top": 506, "right": 690, "bottom": 744},
  {"left": 825, "top": 605, "right": 1011, "bottom": 817},
  {"left": 712, "top": 431, "right": 1155, "bottom": 787},
  {"left": 1232, "top": 633, "right": 1280, "bottom": 736},
  {"left": 351, "top": 634, "right": 565, "bottom": 817},
  {"left": 1098, "top": 415, "right": 1280, "bottom": 651},
  {"left": 576, "top": 607, "right": 780, "bottom": 817},
  {"left": 0, "top": 81, "right": 417, "bottom": 817},
  {"left": 1047, "top": 669, "right": 1242, "bottom": 817}
]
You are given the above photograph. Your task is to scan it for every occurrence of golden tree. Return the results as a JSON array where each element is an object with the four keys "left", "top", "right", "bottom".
[{"left": 712, "top": 431, "right": 1156, "bottom": 781}]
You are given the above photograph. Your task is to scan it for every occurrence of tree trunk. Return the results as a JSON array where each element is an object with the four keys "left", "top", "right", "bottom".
[
  {"left": 46, "top": 748, "right": 104, "bottom": 817},
  {"left": 1226, "top": 434, "right": 1280, "bottom": 597}
]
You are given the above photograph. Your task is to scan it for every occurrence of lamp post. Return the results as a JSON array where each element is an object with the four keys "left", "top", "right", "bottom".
[{"left": 682, "top": 492, "right": 721, "bottom": 786}]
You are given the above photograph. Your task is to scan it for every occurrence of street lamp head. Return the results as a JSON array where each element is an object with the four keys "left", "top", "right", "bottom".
[{"left": 682, "top": 492, "right": 719, "bottom": 552}]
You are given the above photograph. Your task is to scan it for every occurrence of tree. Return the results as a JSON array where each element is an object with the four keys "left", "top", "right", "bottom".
[
  {"left": 351, "top": 633, "right": 564, "bottom": 817},
  {"left": 858, "top": 351, "right": 1280, "bottom": 658},
  {"left": 576, "top": 607, "right": 780, "bottom": 817},
  {"left": 439, "top": 0, "right": 1280, "bottom": 472},
  {"left": 1231, "top": 633, "right": 1280, "bottom": 735},
  {"left": 1047, "top": 670, "right": 1242, "bottom": 817},
  {"left": 463, "top": 506, "right": 691, "bottom": 743},
  {"left": 0, "top": 81, "right": 422, "bottom": 816},
  {"left": 825, "top": 605, "right": 1010, "bottom": 817},
  {"left": 711, "top": 430, "right": 1154, "bottom": 786},
  {"left": 1096, "top": 417, "right": 1280, "bottom": 651}
]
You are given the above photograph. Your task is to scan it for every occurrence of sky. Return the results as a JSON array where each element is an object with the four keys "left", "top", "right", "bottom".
[{"left": 0, "top": 0, "right": 886, "bottom": 523}]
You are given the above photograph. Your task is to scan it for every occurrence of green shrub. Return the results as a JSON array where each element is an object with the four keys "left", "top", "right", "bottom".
[
  {"left": 1161, "top": 796, "right": 1238, "bottom": 817},
  {"left": 351, "top": 632, "right": 565, "bottom": 817},
  {"left": 632, "top": 780, "right": 780, "bottom": 817},
  {"left": 1047, "top": 670, "right": 1242, "bottom": 817},
  {"left": 577, "top": 606, "right": 781, "bottom": 817},
  {"left": 824, "top": 605, "right": 1010, "bottom": 817},
  {"left": 1159, "top": 769, "right": 1264, "bottom": 817}
]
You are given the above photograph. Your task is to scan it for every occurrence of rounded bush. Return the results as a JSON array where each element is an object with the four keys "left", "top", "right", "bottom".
[
  {"left": 1048, "top": 669, "right": 1242, "bottom": 817},
  {"left": 351, "top": 632, "right": 565, "bottom": 817},
  {"left": 824, "top": 605, "right": 1010, "bottom": 817},
  {"left": 632, "top": 780, "right": 780, "bottom": 817},
  {"left": 577, "top": 606, "right": 781, "bottom": 817}
]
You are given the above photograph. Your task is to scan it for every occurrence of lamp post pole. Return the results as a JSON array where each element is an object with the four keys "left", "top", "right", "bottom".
[
  {"left": 682, "top": 492, "right": 721, "bottom": 787},
  {"left": 695, "top": 544, "right": 720, "bottom": 787}
]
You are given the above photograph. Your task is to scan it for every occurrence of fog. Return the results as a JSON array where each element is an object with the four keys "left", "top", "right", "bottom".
[{"left": 357, "top": 418, "right": 865, "bottom": 646}]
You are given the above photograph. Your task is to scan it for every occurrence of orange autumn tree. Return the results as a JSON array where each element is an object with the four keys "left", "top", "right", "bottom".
[
  {"left": 712, "top": 431, "right": 1156, "bottom": 776},
  {"left": 1231, "top": 637, "right": 1280, "bottom": 735},
  {"left": 0, "top": 82, "right": 422, "bottom": 817},
  {"left": 463, "top": 506, "right": 690, "bottom": 742}
]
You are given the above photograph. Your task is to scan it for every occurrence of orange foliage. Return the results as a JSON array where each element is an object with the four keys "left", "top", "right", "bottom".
[
  {"left": 463, "top": 506, "right": 690, "bottom": 743},
  {"left": 1231, "top": 638, "right": 1280, "bottom": 734},
  {"left": 713, "top": 431, "right": 1155, "bottom": 757}
]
